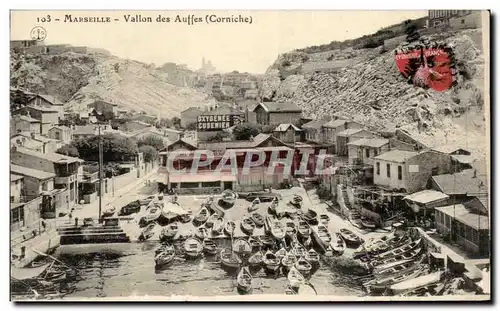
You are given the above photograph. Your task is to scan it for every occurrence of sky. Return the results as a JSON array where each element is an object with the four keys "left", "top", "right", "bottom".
[{"left": 10, "top": 10, "right": 427, "bottom": 73}]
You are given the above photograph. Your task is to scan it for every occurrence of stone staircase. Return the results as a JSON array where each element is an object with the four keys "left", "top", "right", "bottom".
[{"left": 57, "top": 225, "right": 130, "bottom": 245}]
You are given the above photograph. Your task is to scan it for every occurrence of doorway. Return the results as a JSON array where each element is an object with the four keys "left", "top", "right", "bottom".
[{"left": 223, "top": 181, "right": 233, "bottom": 190}]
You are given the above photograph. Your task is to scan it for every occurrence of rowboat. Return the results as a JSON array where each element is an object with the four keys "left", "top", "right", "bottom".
[
  {"left": 251, "top": 212, "right": 265, "bottom": 228},
  {"left": 361, "top": 218, "right": 377, "bottom": 230},
  {"left": 211, "top": 215, "right": 224, "bottom": 235},
  {"left": 302, "top": 209, "right": 318, "bottom": 225},
  {"left": 285, "top": 221, "right": 297, "bottom": 239},
  {"left": 233, "top": 238, "right": 252, "bottom": 258},
  {"left": 311, "top": 224, "right": 332, "bottom": 253},
  {"left": 373, "top": 258, "right": 415, "bottom": 275},
  {"left": 363, "top": 230, "right": 396, "bottom": 249},
  {"left": 397, "top": 282, "right": 446, "bottom": 297},
  {"left": 324, "top": 244, "right": 335, "bottom": 257},
  {"left": 205, "top": 214, "right": 216, "bottom": 228},
  {"left": 305, "top": 249, "right": 320, "bottom": 268},
  {"left": 303, "top": 236, "right": 313, "bottom": 249},
  {"left": 194, "top": 226, "right": 210, "bottom": 240},
  {"left": 275, "top": 247, "right": 287, "bottom": 261},
  {"left": 220, "top": 248, "right": 242, "bottom": 272},
  {"left": 281, "top": 252, "right": 297, "bottom": 275},
  {"left": 240, "top": 217, "right": 256, "bottom": 235},
  {"left": 179, "top": 209, "right": 192, "bottom": 223},
  {"left": 364, "top": 266, "right": 427, "bottom": 294},
  {"left": 297, "top": 220, "right": 311, "bottom": 240},
  {"left": 248, "top": 203, "right": 259, "bottom": 213},
  {"left": 390, "top": 271, "right": 443, "bottom": 295},
  {"left": 138, "top": 222, "right": 156, "bottom": 241},
  {"left": 193, "top": 207, "right": 210, "bottom": 226},
  {"left": 248, "top": 251, "right": 264, "bottom": 274},
  {"left": 203, "top": 239, "right": 218, "bottom": 256},
  {"left": 221, "top": 190, "right": 238, "bottom": 206},
  {"left": 237, "top": 267, "right": 253, "bottom": 293},
  {"left": 368, "top": 247, "right": 422, "bottom": 270},
  {"left": 268, "top": 202, "right": 277, "bottom": 215},
  {"left": 248, "top": 237, "right": 262, "bottom": 251},
  {"left": 259, "top": 235, "right": 276, "bottom": 249},
  {"left": 374, "top": 238, "right": 422, "bottom": 260},
  {"left": 267, "top": 216, "right": 285, "bottom": 240},
  {"left": 287, "top": 266, "right": 305, "bottom": 288},
  {"left": 319, "top": 214, "right": 330, "bottom": 224},
  {"left": 331, "top": 233, "right": 346, "bottom": 256},
  {"left": 375, "top": 258, "right": 421, "bottom": 276},
  {"left": 142, "top": 206, "right": 161, "bottom": 223},
  {"left": 295, "top": 257, "right": 312, "bottom": 278},
  {"left": 159, "top": 223, "right": 178, "bottom": 242},
  {"left": 224, "top": 221, "right": 236, "bottom": 237},
  {"left": 183, "top": 238, "right": 203, "bottom": 259},
  {"left": 263, "top": 250, "right": 281, "bottom": 276},
  {"left": 290, "top": 195, "right": 303, "bottom": 207},
  {"left": 285, "top": 285, "right": 298, "bottom": 295},
  {"left": 102, "top": 206, "right": 116, "bottom": 218},
  {"left": 353, "top": 234, "right": 410, "bottom": 259},
  {"left": 339, "top": 228, "right": 363, "bottom": 248},
  {"left": 293, "top": 243, "right": 307, "bottom": 259},
  {"left": 154, "top": 244, "right": 175, "bottom": 268}
]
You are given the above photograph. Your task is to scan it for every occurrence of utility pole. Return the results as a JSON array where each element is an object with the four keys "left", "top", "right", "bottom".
[{"left": 98, "top": 125, "right": 103, "bottom": 222}]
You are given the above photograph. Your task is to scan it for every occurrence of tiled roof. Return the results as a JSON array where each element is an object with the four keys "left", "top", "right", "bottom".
[
  {"left": 274, "top": 123, "right": 302, "bottom": 132},
  {"left": 451, "top": 154, "right": 475, "bottom": 164},
  {"left": 347, "top": 138, "right": 389, "bottom": 148},
  {"left": 197, "top": 133, "right": 275, "bottom": 150},
  {"left": 372, "top": 150, "right": 418, "bottom": 163},
  {"left": 435, "top": 204, "right": 489, "bottom": 230},
  {"left": 10, "top": 174, "right": 24, "bottom": 182},
  {"left": 11, "top": 164, "right": 55, "bottom": 180},
  {"left": 36, "top": 94, "right": 64, "bottom": 106},
  {"left": 403, "top": 190, "right": 449, "bottom": 204},
  {"left": 431, "top": 169, "right": 487, "bottom": 195},
  {"left": 255, "top": 102, "right": 302, "bottom": 113},
  {"left": 49, "top": 125, "right": 71, "bottom": 132},
  {"left": 12, "top": 146, "right": 83, "bottom": 164},
  {"left": 432, "top": 145, "right": 471, "bottom": 154},
  {"left": 302, "top": 119, "right": 327, "bottom": 129},
  {"left": 337, "top": 128, "right": 364, "bottom": 137},
  {"left": 323, "top": 119, "right": 348, "bottom": 128},
  {"left": 26, "top": 105, "right": 58, "bottom": 113},
  {"left": 16, "top": 115, "right": 40, "bottom": 123}
]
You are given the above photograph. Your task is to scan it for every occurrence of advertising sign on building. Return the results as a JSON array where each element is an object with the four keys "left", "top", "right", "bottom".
[{"left": 197, "top": 114, "right": 244, "bottom": 131}]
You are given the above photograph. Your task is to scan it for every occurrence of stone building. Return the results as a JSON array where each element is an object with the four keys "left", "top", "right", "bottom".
[
  {"left": 336, "top": 128, "right": 378, "bottom": 156},
  {"left": 253, "top": 102, "right": 302, "bottom": 126},
  {"left": 11, "top": 115, "right": 42, "bottom": 135},
  {"left": 27, "top": 94, "right": 65, "bottom": 120},
  {"left": 347, "top": 137, "right": 390, "bottom": 166},
  {"left": 12, "top": 105, "right": 59, "bottom": 134}
]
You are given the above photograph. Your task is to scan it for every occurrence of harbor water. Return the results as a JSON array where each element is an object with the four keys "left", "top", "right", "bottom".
[{"left": 56, "top": 241, "right": 365, "bottom": 298}]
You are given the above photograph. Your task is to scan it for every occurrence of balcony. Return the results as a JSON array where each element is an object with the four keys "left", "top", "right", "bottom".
[
  {"left": 80, "top": 171, "right": 99, "bottom": 183},
  {"left": 54, "top": 174, "right": 76, "bottom": 185}
]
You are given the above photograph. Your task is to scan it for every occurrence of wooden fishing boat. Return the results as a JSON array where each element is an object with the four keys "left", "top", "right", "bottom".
[
  {"left": 324, "top": 244, "right": 335, "bottom": 257},
  {"left": 373, "top": 258, "right": 415, "bottom": 275},
  {"left": 285, "top": 221, "right": 297, "bottom": 239},
  {"left": 287, "top": 266, "right": 305, "bottom": 288},
  {"left": 159, "top": 223, "right": 178, "bottom": 242},
  {"left": 364, "top": 266, "right": 427, "bottom": 294},
  {"left": 297, "top": 220, "right": 311, "bottom": 239},
  {"left": 224, "top": 221, "right": 236, "bottom": 237},
  {"left": 138, "top": 222, "right": 156, "bottom": 241},
  {"left": 42, "top": 269, "right": 66, "bottom": 282},
  {"left": 311, "top": 224, "right": 332, "bottom": 253},
  {"left": 203, "top": 239, "right": 218, "bottom": 256},
  {"left": 240, "top": 217, "right": 256, "bottom": 235},
  {"left": 295, "top": 257, "right": 312, "bottom": 278},
  {"left": 267, "top": 216, "right": 285, "bottom": 240},
  {"left": 302, "top": 209, "right": 318, "bottom": 225},
  {"left": 275, "top": 247, "right": 287, "bottom": 261},
  {"left": 154, "top": 244, "right": 175, "bottom": 268},
  {"left": 248, "top": 251, "right": 264, "bottom": 274},
  {"left": 363, "top": 230, "right": 396, "bottom": 249},
  {"left": 361, "top": 218, "right": 377, "bottom": 230},
  {"left": 194, "top": 226, "right": 210, "bottom": 240},
  {"left": 303, "top": 236, "right": 313, "bottom": 249},
  {"left": 248, "top": 237, "right": 262, "bottom": 251},
  {"left": 293, "top": 243, "right": 307, "bottom": 259},
  {"left": 193, "top": 207, "right": 209, "bottom": 226},
  {"left": 319, "top": 214, "right": 330, "bottom": 224},
  {"left": 205, "top": 214, "right": 216, "bottom": 228},
  {"left": 102, "top": 206, "right": 116, "bottom": 218},
  {"left": 290, "top": 194, "right": 303, "bottom": 207},
  {"left": 305, "top": 249, "right": 320, "bottom": 268},
  {"left": 375, "top": 258, "right": 422, "bottom": 276},
  {"left": 331, "top": 232, "right": 346, "bottom": 256},
  {"left": 179, "top": 209, "right": 192, "bottom": 223},
  {"left": 142, "top": 206, "right": 161, "bottom": 223},
  {"left": 248, "top": 203, "right": 259, "bottom": 213},
  {"left": 237, "top": 267, "right": 253, "bottom": 293},
  {"left": 368, "top": 247, "right": 422, "bottom": 270},
  {"left": 353, "top": 234, "right": 410, "bottom": 259},
  {"left": 183, "top": 238, "right": 203, "bottom": 259},
  {"left": 220, "top": 248, "right": 242, "bottom": 272},
  {"left": 281, "top": 252, "right": 297, "bottom": 276},
  {"left": 211, "top": 215, "right": 224, "bottom": 235},
  {"left": 263, "top": 250, "right": 281, "bottom": 276},
  {"left": 339, "top": 228, "right": 363, "bottom": 248},
  {"left": 221, "top": 190, "right": 238, "bottom": 206},
  {"left": 259, "top": 235, "right": 276, "bottom": 249},
  {"left": 374, "top": 238, "right": 421, "bottom": 260},
  {"left": 233, "top": 238, "right": 252, "bottom": 258},
  {"left": 397, "top": 282, "right": 445, "bottom": 297},
  {"left": 390, "top": 271, "right": 443, "bottom": 295},
  {"left": 251, "top": 212, "right": 265, "bottom": 228}
]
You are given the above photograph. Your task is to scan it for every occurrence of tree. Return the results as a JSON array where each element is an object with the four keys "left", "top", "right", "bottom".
[
  {"left": 60, "top": 113, "right": 87, "bottom": 127},
  {"left": 71, "top": 133, "right": 138, "bottom": 162},
  {"left": 137, "top": 135, "right": 165, "bottom": 150},
  {"left": 171, "top": 117, "right": 181, "bottom": 127},
  {"left": 56, "top": 144, "right": 80, "bottom": 157},
  {"left": 233, "top": 122, "right": 261, "bottom": 140},
  {"left": 185, "top": 122, "right": 197, "bottom": 131},
  {"left": 138, "top": 145, "right": 158, "bottom": 163},
  {"left": 10, "top": 90, "right": 30, "bottom": 111}
]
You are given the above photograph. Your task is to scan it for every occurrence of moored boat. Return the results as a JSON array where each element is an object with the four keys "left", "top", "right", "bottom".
[
  {"left": 236, "top": 266, "right": 253, "bottom": 294},
  {"left": 374, "top": 238, "right": 421, "bottom": 260},
  {"left": 267, "top": 216, "right": 285, "bottom": 240},
  {"left": 247, "top": 203, "right": 259, "bottom": 213},
  {"left": 233, "top": 238, "right": 252, "bottom": 258},
  {"left": 375, "top": 257, "right": 423, "bottom": 276},
  {"left": 368, "top": 247, "right": 422, "bottom": 271},
  {"left": 248, "top": 250, "right": 264, "bottom": 274},
  {"left": 285, "top": 221, "right": 297, "bottom": 239},
  {"left": 281, "top": 252, "right": 297, "bottom": 276},
  {"left": 302, "top": 209, "right": 318, "bottom": 225},
  {"left": 275, "top": 247, "right": 287, "bottom": 261},
  {"left": 154, "top": 244, "right": 175, "bottom": 268},
  {"left": 305, "top": 249, "right": 320, "bottom": 269},
  {"left": 259, "top": 235, "right": 276, "bottom": 249},
  {"left": 183, "top": 238, "right": 203, "bottom": 259},
  {"left": 285, "top": 285, "right": 298, "bottom": 295},
  {"left": 390, "top": 271, "right": 443, "bottom": 295},
  {"left": 102, "top": 206, "right": 116, "bottom": 218},
  {"left": 290, "top": 194, "right": 303, "bottom": 207},
  {"left": 194, "top": 226, "right": 210, "bottom": 240},
  {"left": 331, "top": 232, "right": 346, "bottom": 256},
  {"left": 224, "top": 221, "right": 236, "bottom": 237},
  {"left": 205, "top": 214, "right": 216, "bottom": 228},
  {"left": 363, "top": 266, "right": 427, "bottom": 294},
  {"left": 312, "top": 224, "right": 332, "bottom": 254},
  {"left": 248, "top": 237, "right": 262, "bottom": 251},
  {"left": 159, "top": 223, "right": 178, "bottom": 242},
  {"left": 193, "top": 207, "right": 209, "bottom": 226},
  {"left": 297, "top": 282, "right": 318, "bottom": 296},
  {"left": 179, "top": 209, "right": 192, "bottom": 223},
  {"left": 397, "top": 281, "right": 446, "bottom": 297},
  {"left": 203, "top": 238, "right": 218, "bottom": 256},
  {"left": 293, "top": 243, "right": 307, "bottom": 259},
  {"left": 211, "top": 215, "right": 224, "bottom": 235},
  {"left": 221, "top": 190, "right": 238, "bottom": 206},
  {"left": 353, "top": 233, "right": 410, "bottom": 259},
  {"left": 297, "top": 220, "right": 311, "bottom": 240},
  {"left": 240, "top": 217, "right": 256, "bottom": 236},
  {"left": 220, "top": 248, "right": 242, "bottom": 272},
  {"left": 319, "top": 214, "right": 330, "bottom": 224},
  {"left": 339, "top": 228, "right": 364, "bottom": 248},
  {"left": 361, "top": 218, "right": 377, "bottom": 230},
  {"left": 251, "top": 212, "right": 265, "bottom": 228},
  {"left": 263, "top": 250, "right": 281, "bottom": 276},
  {"left": 287, "top": 266, "right": 305, "bottom": 289},
  {"left": 142, "top": 206, "right": 161, "bottom": 224},
  {"left": 138, "top": 222, "right": 156, "bottom": 241},
  {"left": 295, "top": 257, "right": 312, "bottom": 278}
]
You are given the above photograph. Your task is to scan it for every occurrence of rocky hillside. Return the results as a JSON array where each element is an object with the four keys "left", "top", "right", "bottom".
[
  {"left": 10, "top": 50, "right": 214, "bottom": 117},
  {"left": 262, "top": 28, "right": 488, "bottom": 161}
]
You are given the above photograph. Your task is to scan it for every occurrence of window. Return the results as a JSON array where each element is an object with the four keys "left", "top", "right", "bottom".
[
  {"left": 10, "top": 196, "right": 15, "bottom": 203},
  {"left": 365, "top": 148, "right": 370, "bottom": 158},
  {"left": 398, "top": 165, "right": 402, "bottom": 180},
  {"left": 374, "top": 149, "right": 378, "bottom": 156},
  {"left": 461, "top": 19, "right": 465, "bottom": 24},
  {"left": 376, "top": 162, "right": 380, "bottom": 175},
  {"left": 431, "top": 167, "right": 439, "bottom": 175},
  {"left": 55, "top": 131, "right": 61, "bottom": 140},
  {"left": 386, "top": 164, "right": 391, "bottom": 178},
  {"left": 42, "top": 181, "right": 48, "bottom": 191},
  {"left": 10, "top": 206, "right": 25, "bottom": 226}
]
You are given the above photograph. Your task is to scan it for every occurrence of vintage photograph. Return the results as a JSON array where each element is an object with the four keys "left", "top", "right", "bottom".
[{"left": 9, "top": 10, "right": 490, "bottom": 301}]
